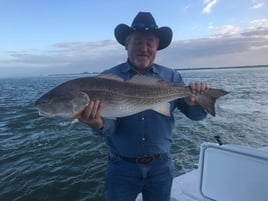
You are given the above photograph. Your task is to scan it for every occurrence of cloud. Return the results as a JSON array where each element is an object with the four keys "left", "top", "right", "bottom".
[
  {"left": 249, "top": 2, "right": 265, "bottom": 9},
  {"left": 0, "top": 19, "right": 268, "bottom": 77},
  {"left": 208, "top": 19, "right": 268, "bottom": 38},
  {"left": 202, "top": 0, "right": 218, "bottom": 14},
  {"left": 156, "top": 21, "right": 268, "bottom": 68},
  {"left": 0, "top": 40, "right": 124, "bottom": 68},
  {"left": 209, "top": 25, "right": 241, "bottom": 37},
  {"left": 183, "top": 4, "right": 191, "bottom": 12},
  {"left": 248, "top": 19, "right": 268, "bottom": 30}
]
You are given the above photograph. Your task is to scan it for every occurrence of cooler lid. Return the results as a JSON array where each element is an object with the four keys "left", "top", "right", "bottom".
[{"left": 198, "top": 143, "right": 268, "bottom": 201}]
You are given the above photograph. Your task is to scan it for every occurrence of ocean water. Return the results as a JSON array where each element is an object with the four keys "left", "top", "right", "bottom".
[{"left": 0, "top": 67, "right": 267, "bottom": 201}]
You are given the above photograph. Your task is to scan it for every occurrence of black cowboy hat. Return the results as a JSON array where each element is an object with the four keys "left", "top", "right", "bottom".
[{"left": 114, "top": 12, "right": 173, "bottom": 50}]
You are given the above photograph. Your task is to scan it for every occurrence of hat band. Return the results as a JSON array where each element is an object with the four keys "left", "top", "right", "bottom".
[{"left": 132, "top": 23, "right": 158, "bottom": 31}]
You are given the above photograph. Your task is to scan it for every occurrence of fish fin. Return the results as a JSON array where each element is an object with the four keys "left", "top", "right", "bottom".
[
  {"left": 152, "top": 102, "right": 171, "bottom": 117},
  {"left": 70, "top": 92, "right": 90, "bottom": 119},
  {"left": 70, "top": 110, "right": 84, "bottom": 119},
  {"left": 97, "top": 74, "right": 124, "bottom": 81},
  {"left": 127, "top": 75, "right": 169, "bottom": 86},
  {"left": 196, "top": 88, "right": 229, "bottom": 116},
  {"left": 97, "top": 74, "right": 170, "bottom": 87}
]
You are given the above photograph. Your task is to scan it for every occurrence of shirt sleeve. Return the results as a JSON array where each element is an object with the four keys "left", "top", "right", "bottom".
[
  {"left": 92, "top": 118, "right": 118, "bottom": 136},
  {"left": 176, "top": 98, "right": 207, "bottom": 121}
]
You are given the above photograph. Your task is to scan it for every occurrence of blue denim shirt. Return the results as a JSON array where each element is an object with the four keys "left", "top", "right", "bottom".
[{"left": 93, "top": 62, "right": 207, "bottom": 157}]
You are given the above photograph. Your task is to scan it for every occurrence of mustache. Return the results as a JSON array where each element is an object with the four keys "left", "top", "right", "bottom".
[{"left": 137, "top": 53, "right": 149, "bottom": 57}]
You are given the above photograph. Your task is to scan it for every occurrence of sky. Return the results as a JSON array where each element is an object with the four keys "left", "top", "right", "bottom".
[{"left": 0, "top": 0, "right": 268, "bottom": 77}]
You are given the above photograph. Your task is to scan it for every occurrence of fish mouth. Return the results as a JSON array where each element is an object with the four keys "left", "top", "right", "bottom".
[
  {"left": 38, "top": 111, "right": 55, "bottom": 118},
  {"left": 35, "top": 101, "right": 56, "bottom": 118}
]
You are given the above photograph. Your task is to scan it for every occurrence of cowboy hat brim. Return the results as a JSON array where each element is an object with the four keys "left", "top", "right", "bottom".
[{"left": 114, "top": 24, "right": 172, "bottom": 50}]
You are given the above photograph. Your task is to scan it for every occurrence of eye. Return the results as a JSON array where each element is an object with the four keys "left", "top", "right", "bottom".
[
  {"left": 147, "top": 41, "right": 153, "bottom": 47},
  {"left": 134, "top": 40, "right": 142, "bottom": 46}
]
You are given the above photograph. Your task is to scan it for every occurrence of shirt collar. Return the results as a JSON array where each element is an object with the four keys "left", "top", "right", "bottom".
[{"left": 122, "top": 60, "right": 160, "bottom": 75}]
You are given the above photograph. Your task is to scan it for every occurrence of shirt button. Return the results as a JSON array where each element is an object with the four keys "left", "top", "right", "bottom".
[
  {"left": 142, "top": 117, "right": 145, "bottom": 120},
  {"left": 142, "top": 138, "right": 145, "bottom": 141}
]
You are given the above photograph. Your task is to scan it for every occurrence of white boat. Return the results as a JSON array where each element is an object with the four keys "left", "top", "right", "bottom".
[{"left": 136, "top": 142, "right": 268, "bottom": 201}]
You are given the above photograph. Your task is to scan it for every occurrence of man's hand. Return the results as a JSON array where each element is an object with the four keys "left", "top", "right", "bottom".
[
  {"left": 185, "top": 82, "right": 209, "bottom": 105},
  {"left": 79, "top": 100, "right": 104, "bottom": 129}
]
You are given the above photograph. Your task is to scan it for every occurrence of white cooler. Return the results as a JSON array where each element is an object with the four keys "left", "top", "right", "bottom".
[{"left": 198, "top": 143, "right": 268, "bottom": 201}]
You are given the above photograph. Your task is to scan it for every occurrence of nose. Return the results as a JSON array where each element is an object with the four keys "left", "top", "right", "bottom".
[{"left": 140, "top": 42, "right": 148, "bottom": 52}]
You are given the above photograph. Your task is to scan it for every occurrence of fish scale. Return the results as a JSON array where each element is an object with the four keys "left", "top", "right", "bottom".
[{"left": 35, "top": 74, "right": 228, "bottom": 119}]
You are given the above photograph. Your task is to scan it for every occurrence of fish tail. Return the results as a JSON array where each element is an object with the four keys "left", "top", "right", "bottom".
[{"left": 196, "top": 89, "right": 229, "bottom": 116}]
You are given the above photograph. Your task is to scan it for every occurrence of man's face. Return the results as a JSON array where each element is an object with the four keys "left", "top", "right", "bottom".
[{"left": 125, "top": 31, "right": 159, "bottom": 74}]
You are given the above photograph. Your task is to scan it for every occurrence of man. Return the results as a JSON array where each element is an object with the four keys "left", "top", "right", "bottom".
[{"left": 79, "top": 12, "right": 209, "bottom": 201}]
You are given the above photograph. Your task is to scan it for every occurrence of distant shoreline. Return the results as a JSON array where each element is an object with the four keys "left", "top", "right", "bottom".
[
  {"left": 175, "top": 64, "right": 268, "bottom": 71},
  {"left": 48, "top": 64, "right": 268, "bottom": 76}
]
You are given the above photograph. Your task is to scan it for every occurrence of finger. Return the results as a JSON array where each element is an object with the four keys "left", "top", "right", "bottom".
[
  {"left": 189, "top": 82, "right": 196, "bottom": 94},
  {"left": 99, "top": 102, "right": 104, "bottom": 110},
  {"left": 96, "top": 102, "right": 104, "bottom": 117},
  {"left": 190, "top": 82, "right": 209, "bottom": 95},
  {"left": 190, "top": 95, "right": 195, "bottom": 103},
  {"left": 87, "top": 101, "right": 95, "bottom": 118},
  {"left": 185, "top": 95, "right": 196, "bottom": 105},
  {"left": 80, "top": 101, "right": 94, "bottom": 121},
  {"left": 191, "top": 82, "right": 201, "bottom": 95},
  {"left": 195, "top": 82, "right": 201, "bottom": 93},
  {"left": 91, "top": 100, "right": 101, "bottom": 118},
  {"left": 201, "top": 82, "right": 209, "bottom": 93},
  {"left": 199, "top": 82, "right": 205, "bottom": 93},
  {"left": 205, "top": 83, "right": 209, "bottom": 91}
]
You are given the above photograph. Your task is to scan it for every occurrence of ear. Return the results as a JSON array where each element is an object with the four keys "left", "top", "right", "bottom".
[
  {"left": 124, "top": 39, "right": 129, "bottom": 50},
  {"left": 124, "top": 34, "right": 132, "bottom": 50}
]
